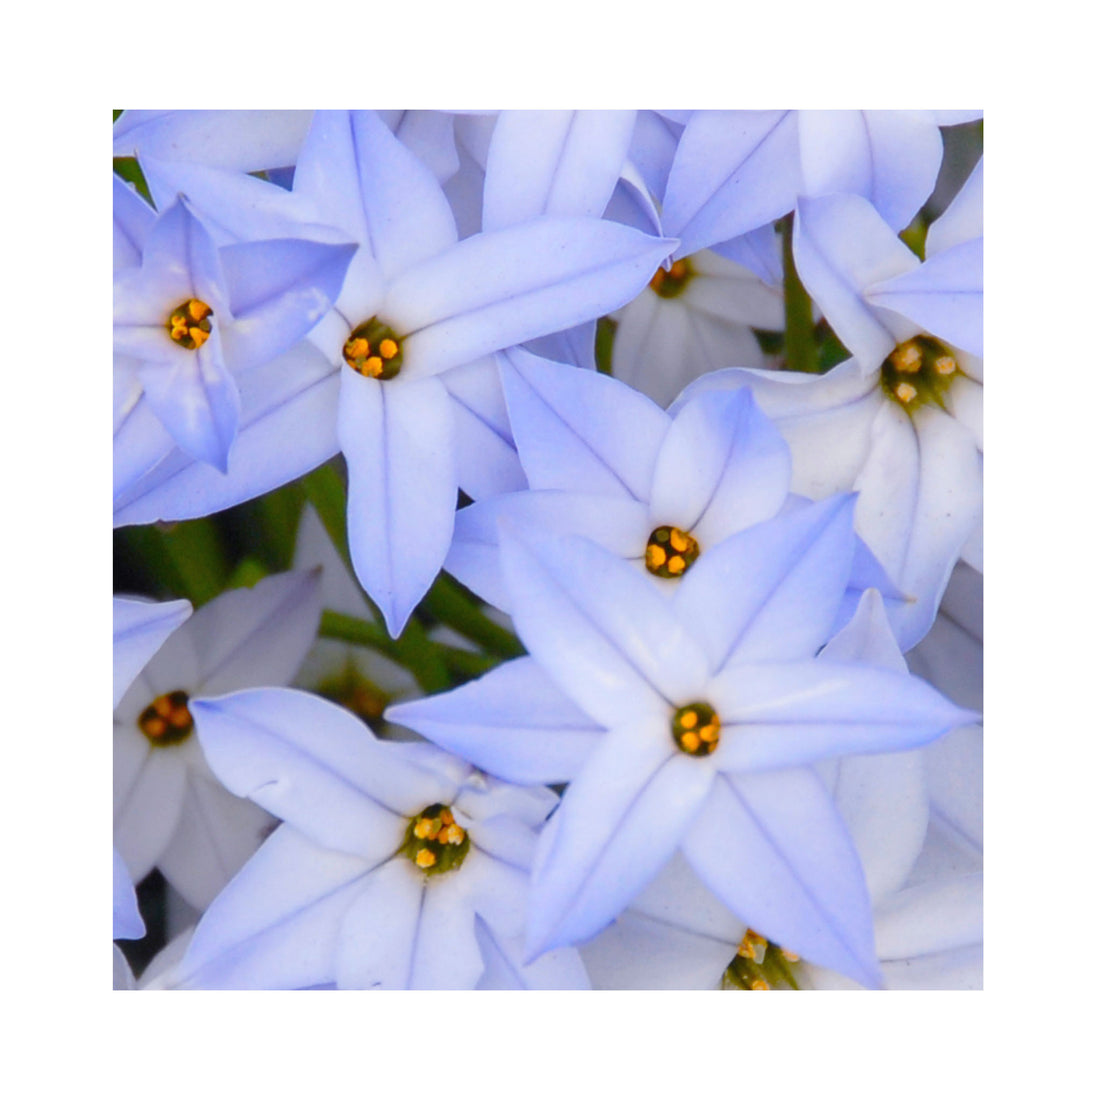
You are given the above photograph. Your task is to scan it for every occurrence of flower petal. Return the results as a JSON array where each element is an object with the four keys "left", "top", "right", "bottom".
[
  {"left": 113, "top": 341, "right": 340, "bottom": 527},
  {"left": 662, "top": 110, "right": 800, "bottom": 257},
  {"left": 475, "top": 918, "right": 591, "bottom": 989},
  {"left": 681, "top": 768, "right": 882, "bottom": 988},
  {"left": 387, "top": 217, "right": 676, "bottom": 376},
  {"left": 339, "top": 370, "right": 457, "bottom": 637},
  {"left": 500, "top": 524, "right": 710, "bottom": 727},
  {"left": 445, "top": 489, "right": 651, "bottom": 613},
  {"left": 291, "top": 110, "right": 458, "bottom": 280},
  {"left": 482, "top": 110, "right": 636, "bottom": 230},
  {"left": 157, "top": 768, "right": 276, "bottom": 910},
  {"left": 439, "top": 356, "right": 526, "bottom": 500},
  {"left": 113, "top": 596, "right": 192, "bottom": 708},
  {"left": 386, "top": 657, "right": 604, "bottom": 785},
  {"left": 501, "top": 346, "right": 670, "bottom": 499},
  {"left": 674, "top": 494, "right": 858, "bottom": 671},
  {"left": 191, "top": 688, "right": 447, "bottom": 858},
  {"left": 177, "top": 824, "right": 369, "bottom": 990},
  {"left": 707, "top": 659, "right": 974, "bottom": 772},
  {"left": 866, "top": 238, "right": 983, "bottom": 357},
  {"left": 649, "top": 387, "right": 790, "bottom": 544},
  {"left": 527, "top": 719, "right": 714, "bottom": 956}
]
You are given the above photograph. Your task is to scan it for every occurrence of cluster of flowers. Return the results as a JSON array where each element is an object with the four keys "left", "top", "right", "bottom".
[{"left": 113, "top": 109, "right": 983, "bottom": 991}]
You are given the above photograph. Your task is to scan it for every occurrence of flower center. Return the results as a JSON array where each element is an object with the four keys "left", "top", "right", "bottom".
[
  {"left": 880, "top": 335, "right": 959, "bottom": 412},
  {"left": 645, "top": 525, "right": 700, "bottom": 579},
  {"left": 401, "top": 803, "right": 469, "bottom": 874},
  {"left": 648, "top": 257, "right": 693, "bottom": 299},
  {"left": 722, "top": 928, "right": 802, "bottom": 990},
  {"left": 137, "top": 689, "right": 194, "bottom": 746},
  {"left": 166, "top": 298, "right": 213, "bottom": 350},
  {"left": 671, "top": 701, "right": 721, "bottom": 756},
  {"left": 343, "top": 318, "right": 404, "bottom": 380}
]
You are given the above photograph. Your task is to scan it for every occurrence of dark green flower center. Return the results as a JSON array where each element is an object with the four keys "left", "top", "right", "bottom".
[
  {"left": 137, "top": 689, "right": 193, "bottom": 746},
  {"left": 671, "top": 701, "right": 720, "bottom": 756},
  {"left": 400, "top": 803, "right": 470, "bottom": 875},
  {"left": 343, "top": 318, "right": 404, "bottom": 379},
  {"left": 880, "top": 335, "right": 960, "bottom": 412}
]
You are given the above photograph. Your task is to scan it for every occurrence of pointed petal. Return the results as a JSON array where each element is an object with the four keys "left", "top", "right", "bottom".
[
  {"left": 501, "top": 347, "right": 670, "bottom": 499},
  {"left": 386, "top": 657, "right": 604, "bottom": 785},
  {"left": 866, "top": 238, "right": 983, "bottom": 357},
  {"left": 405, "top": 876, "right": 483, "bottom": 989},
  {"left": 483, "top": 110, "right": 636, "bottom": 230},
  {"left": 527, "top": 719, "right": 714, "bottom": 955},
  {"left": 191, "top": 688, "right": 446, "bottom": 858},
  {"left": 113, "top": 596, "right": 192, "bottom": 707},
  {"left": 662, "top": 110, "right": 800, "bottom": 256},
  {"left": 113, "top": 847, "right": 145, "bottom": 940},
  {"left": 387, "top": 217, "right": 676, "bottom": 375},
  {"left": 177, "top": 824, "right": 368, "bottom": 989},
  {"left": 499, "top": 524, "right": 709, "bottom": 727},
  {"left": 339, "top": 370, "right": 457, "bottom": 637},
  {"left": 522, "top": 319, "right": 598, "bottom": 372},
  {"left": 113, "top": 341, "right": 340, "bottom": 527},
  {"left": 157, "top": 769, "right": 276, "bottom": 911},
  {"left": 218, "top": 238, "right": 357, "bottom": 370},
  {"left": 445, "top": 489, "right": 651, "bottom": 613},
  {"left": 798, "top": 110, "right": 942, "bottom": 231},
  {"left": 818, "top": 586, "right": 908, "bottom": 674},
  {"left": 794, "top": 194, "right": 921, "bottom": 370},
  {"left": 674, "top": 494, "right": 858, "bottom": 671},
  {"left": 136, "top": 330, "right": 240, "bottom": 472},
  {"left": 649, "top": 388, "right": 790, "bottom": 544},
  {"left": 681, "top": 768, "right": 882, "bottom": 988},
  {"left": 113, "top": 175, "right": 155, "bottom": 269},
  {"left": 188, "top": 570, "right": 321, "bottom": 695},
  {"left": 707, "top": 658, "right": 974, "bottom": 771}
]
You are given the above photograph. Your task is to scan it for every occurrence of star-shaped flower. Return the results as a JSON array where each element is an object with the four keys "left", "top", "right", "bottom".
[
  {"left": 174, "top": 689, "right": 588, "bottom": 989},
  {"left": 389, "top": 508, "right": 976, "bottom": 986},
  {"left": 114, "top": 571, "right": 321, "bottom": 910},
  {"left": 113, "top": 111, "right": 675, "bottom": 637}
]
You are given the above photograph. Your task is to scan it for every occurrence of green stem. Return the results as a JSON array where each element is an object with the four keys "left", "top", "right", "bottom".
[
  {"left": 117, "top": 518, "right": 230, "bottom": 606},
  {"left": 422, "top": 575, "right": 525, "bottom": 660},
  {"left": 319, "top": 610, "right": 450, "bottom": 694},
  {"left": 301, "top": 463, "right": 353, "bottom": 575},
  {"left": 781, "top": 213, "right": 818, "bottom": 374}
]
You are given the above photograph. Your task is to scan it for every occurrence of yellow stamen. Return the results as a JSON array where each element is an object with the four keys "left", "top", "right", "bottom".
[
  {"left": 780, "top": 948, "right": 800, "bottom": 963},
  {"left": 365, "top": 356, "right": 384, "bottom": 377},
  {"left": 699, "top": 723, "right": 719, "bottom": 743},
  {"left": 669, "top": 529, "right": 689, "bottom": 553},
  {"left": 168, "top": 707, "right": 192, "bottom": 730},
  {"left": 891, "top": 342, "right": 922, "bottom": 372},
  {"left": 415, "top": 849, "right": 437, "bottom": 869},
  {"left": 750, "top": 979, "right": 771, "bottom": 991},
  {"left": 679, "top": 710, "right": 698, "bottom": 730},
  {"left": 667, "top": 555, "right": 686, "bottom": 575},
  {"left": 895, "top": 382, "right": 918, "bottom": 404},
  {"left": 413, "top": 819, "right": 434, "bottom": 839},
  {"left": 933, "top": 355, "right": 957, "bottom": 376},
  {"left": 646, "top": 545, "right": 668, "bottom": 570},
  {"left": 346, "top": 337, "right": 370, "bottom": 359},
  {"left": 680, "top": 731, "right": 701, "bottom": 753},
  {"left": 144, "top": 717, "right": 167, "bottom": 738},
  {"left": 379, "top": 338, "right": 399, "bottom": 359},
  {"left": 188, "top": 299, "right": 211, "bottom": 322},
  {"left": 189, "top": 328, "right": 209, "bottom": 348}
]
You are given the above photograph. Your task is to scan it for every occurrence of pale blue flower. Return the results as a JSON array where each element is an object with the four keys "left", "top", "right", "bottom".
[
  {"left": 113, "top": 194, "right": 355, "bottom": 474},
  {"left": 389, "top": 510, "right": 977, "bottom": 986},
  {"left": 113, "top": 595, "right": 191, "bottom": 708},
  {"left": 662, "top": 110, "right": 981, "bottom": 258},
  {"left": 114, "top": 110, "right": 675, "bottom": 637},
  {"left": 114, "top": 572, "right": 321, "bottom": 910},
  {"left": 175, "top": 688, "right": 588, "bottom": 989}
]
